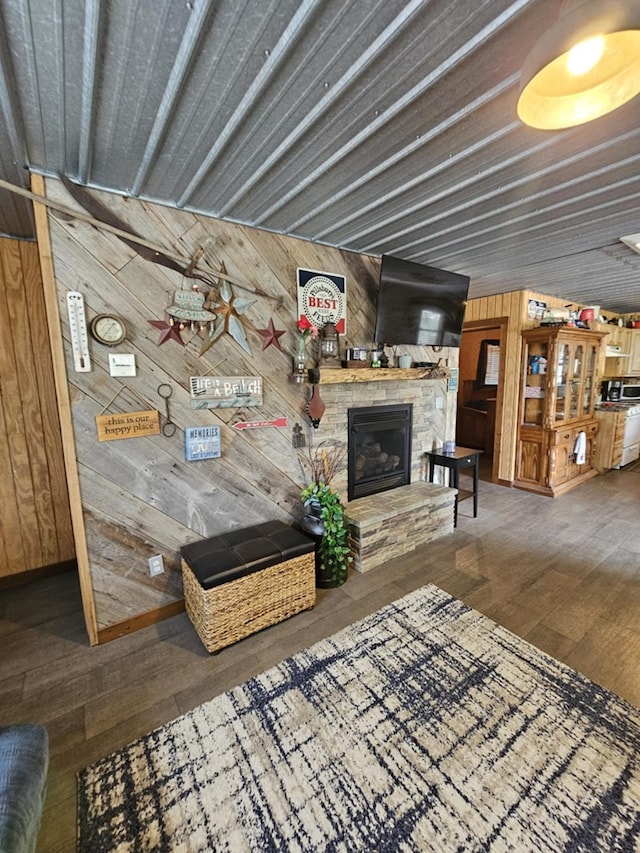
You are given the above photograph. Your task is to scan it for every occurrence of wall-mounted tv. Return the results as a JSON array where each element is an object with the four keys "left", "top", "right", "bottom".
[{"left": 374, "top": 254, "right": 470, "bottom": 348}]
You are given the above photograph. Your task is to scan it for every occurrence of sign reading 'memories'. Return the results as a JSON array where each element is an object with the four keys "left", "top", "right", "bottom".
[
  {"left": 189, "top": 376, "right": 263, "bottom": 409},
  {"left": 185, "top": 426, "right": 221, "bottom": 460}
]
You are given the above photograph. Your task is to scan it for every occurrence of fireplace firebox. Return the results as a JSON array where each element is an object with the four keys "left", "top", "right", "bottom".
[{"left": 348, "top": 404, "right": 412, "bottom": 501}]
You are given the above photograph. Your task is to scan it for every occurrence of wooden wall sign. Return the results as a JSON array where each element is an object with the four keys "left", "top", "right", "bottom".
[
  {"left": 189, "top": 375, "right": 263, "bottom": 409},
  {"left": 232, "top": 417, "right": 288, "bottom": 431},
  {"left": 185, "top": 426, "right": 221, "bottom": 461},
  {"left": 96, "top": 410, "right": 160, "bottom": 441}
]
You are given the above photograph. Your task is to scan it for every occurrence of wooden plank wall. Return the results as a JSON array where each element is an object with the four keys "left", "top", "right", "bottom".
[
  {"left": 35, "top": 176, "right": 457, "bottom": 642},
  {"left": 0, "top": 238, "right": 75, "bottom": 577}
]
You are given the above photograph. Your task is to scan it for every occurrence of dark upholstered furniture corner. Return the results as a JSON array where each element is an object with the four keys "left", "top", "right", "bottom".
[{"left": 0, "top": 724, "right": 49, "bottom": 853}]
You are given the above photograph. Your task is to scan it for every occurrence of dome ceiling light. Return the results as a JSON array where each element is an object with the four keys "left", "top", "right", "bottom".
[
  {"left": 517, "top": 0, "right": 640, "bottom": 129},
  {"left": 620, "top": 234, "right": 640, "bottom": 255}
]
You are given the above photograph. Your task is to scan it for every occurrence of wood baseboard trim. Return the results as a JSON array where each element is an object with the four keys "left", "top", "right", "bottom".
[
  {"left": 97, "top": 599, "right": 186, "bottom": 644},
  {"left": 497, "top": 478, "right": 512, "bottom": 488},
  {"left": 0, "top": 559, "right": 78, "bottom": 589}
]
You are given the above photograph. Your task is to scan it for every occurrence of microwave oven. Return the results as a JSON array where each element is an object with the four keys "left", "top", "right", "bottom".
[{"left": 621, "top": 384, "right": 640, "bottom": 401}]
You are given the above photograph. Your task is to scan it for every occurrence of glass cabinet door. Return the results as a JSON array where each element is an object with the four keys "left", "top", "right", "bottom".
[
  {"left": 522, "top": 338, "right": 548, "bottom": 426},
  {"left": 568, "top": 344, "right": 583, "bottom": 420},
  {"left": 582, "top": 344, "right": 598, "bottom": 416},
  {"left": 555, "top": 342, "right": 570, "bottom": 422}
]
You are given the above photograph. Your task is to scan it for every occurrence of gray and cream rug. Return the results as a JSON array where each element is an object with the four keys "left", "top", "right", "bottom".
[{"left": 78, "top": 584, "right": 640, "bottom": 851}]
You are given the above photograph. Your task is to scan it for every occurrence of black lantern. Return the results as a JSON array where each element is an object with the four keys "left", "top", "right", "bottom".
[{"left": 319, "top": 322, "right": 340, "bottom": 365}]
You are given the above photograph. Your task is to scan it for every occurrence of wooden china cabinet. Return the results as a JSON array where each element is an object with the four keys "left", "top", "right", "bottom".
[{"left": 515, "top": 327, "right": 605, "bottom": 496}]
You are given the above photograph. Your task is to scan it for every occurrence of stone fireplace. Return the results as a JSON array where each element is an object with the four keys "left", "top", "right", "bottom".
[
  {"left": 311, "top": 373, "right": 450, "bottom": 500},
  {"left": 308, "top": 372, "right": 457, "bottom": 572},
  {"left": 348, "top": 404, "right": 412, "bottom": 501}
]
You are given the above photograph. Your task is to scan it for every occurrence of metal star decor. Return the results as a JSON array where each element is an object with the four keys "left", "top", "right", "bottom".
[
  {"left": 149, "top": 315, "right": 185, "bottom": 346},
  {"left": 256, "top": 318, "right": 286, "bottom": 351},
  {"left": 200, "top": 279, "right": 255, "bottom": 356}
]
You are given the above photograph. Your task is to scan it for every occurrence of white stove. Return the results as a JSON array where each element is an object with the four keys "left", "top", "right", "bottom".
[
  {"left": 596, "top": 403, "right": 640, "bottom": 467},
  {"left": 619, "top": 407, "right": 640, "bottom": 467}
]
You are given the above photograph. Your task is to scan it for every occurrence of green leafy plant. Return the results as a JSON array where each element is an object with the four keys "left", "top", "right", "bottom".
[
  {"left": 299, "top": 442, "right": 352, "bottom": 586},
  {"left": 300, "top": 482, "right": 351, "bottom": 585}
]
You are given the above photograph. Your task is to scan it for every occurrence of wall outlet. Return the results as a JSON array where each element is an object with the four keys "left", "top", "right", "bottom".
[
  {"left": 148, "top": 554, "right": 164, "bottom": 576},
  {"left": 435, "top": 396, "right": 445, "bottom": 410}
]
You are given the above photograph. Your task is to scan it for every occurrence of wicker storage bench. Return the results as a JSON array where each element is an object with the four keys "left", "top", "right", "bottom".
[{"left": 180, "top": 520, "right": 316, "bottom": 653}]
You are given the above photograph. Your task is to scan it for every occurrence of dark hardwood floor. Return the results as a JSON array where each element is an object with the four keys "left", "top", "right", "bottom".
[{"left": 2, "top": 467, "right": 639, "bottom": 852}]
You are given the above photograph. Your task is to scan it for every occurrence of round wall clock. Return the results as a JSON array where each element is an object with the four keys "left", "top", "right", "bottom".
[{"left": 90, "top": 314, "right": 127, "bottom": 346}]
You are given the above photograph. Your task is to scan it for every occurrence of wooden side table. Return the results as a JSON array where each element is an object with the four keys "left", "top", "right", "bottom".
[{"left": 425, "top": 446, "right": 483, "bottom": 527}]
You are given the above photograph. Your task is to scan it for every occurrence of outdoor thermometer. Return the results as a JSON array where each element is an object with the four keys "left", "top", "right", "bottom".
[{"left": 66, "top": 291, "right": 92, "bottom": 372}]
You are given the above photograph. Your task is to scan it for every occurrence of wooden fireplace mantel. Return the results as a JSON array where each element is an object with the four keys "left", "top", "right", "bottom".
[{"left": 318, "top": 367, "right": 450, "bottom": 385}]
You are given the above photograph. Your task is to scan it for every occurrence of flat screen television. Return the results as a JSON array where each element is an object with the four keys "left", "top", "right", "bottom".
[{"left": 374, "top": 254, "right": 470, "bottom": 347}]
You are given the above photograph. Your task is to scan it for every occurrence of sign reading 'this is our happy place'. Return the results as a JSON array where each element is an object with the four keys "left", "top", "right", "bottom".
[{"left": 96, "top": 410, "right": 160, "bottom": 442}]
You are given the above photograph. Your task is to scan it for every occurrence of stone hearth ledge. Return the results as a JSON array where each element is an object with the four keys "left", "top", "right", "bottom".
[{"left": 344, "top": 481, "right": 457, "bottom": 573}]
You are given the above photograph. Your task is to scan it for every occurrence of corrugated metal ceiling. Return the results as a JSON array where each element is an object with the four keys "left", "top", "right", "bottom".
[{"left": 0, "top": 0, "right": 638, "bottom": 312}]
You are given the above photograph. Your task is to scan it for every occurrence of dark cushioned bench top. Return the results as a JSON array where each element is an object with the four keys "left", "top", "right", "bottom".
[{"left": 181, "top": 520, "right": 315, "bottom": 590}]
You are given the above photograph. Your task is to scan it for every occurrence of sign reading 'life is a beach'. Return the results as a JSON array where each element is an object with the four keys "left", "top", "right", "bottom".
[{"left": 189, "top": 376, "right": 263, "bottom": 409}]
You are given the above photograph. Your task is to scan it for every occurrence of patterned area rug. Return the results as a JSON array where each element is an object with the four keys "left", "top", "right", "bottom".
[{"left": 78, "top": 585, "right": 640, "bottom": 852}]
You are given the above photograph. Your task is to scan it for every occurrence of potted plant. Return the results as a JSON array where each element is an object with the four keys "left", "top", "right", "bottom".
[{"left": 299, "top": 443, "right": 352, "bottom": 587}]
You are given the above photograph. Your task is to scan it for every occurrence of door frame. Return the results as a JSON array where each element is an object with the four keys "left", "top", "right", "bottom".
[{"left": 460, "top": 317, "right": 509, "bottom": 484}]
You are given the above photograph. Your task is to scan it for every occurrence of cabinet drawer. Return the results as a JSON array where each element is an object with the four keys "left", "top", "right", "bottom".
[
  {"left": 571, "top": 424, "right": 598, "bottom": 442},
  {"left": 551, "top": 422, "right": 598, "bottom": 446},
  {"left": 551, "top": 429, "right": 573, "bottom": 445}
]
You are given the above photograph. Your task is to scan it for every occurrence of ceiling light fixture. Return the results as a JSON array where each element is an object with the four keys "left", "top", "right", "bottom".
[
  {"left": 517, "top": 0, "right": 640, "bottom": 130},
  {"left": 620, "top": 234, "right": 640, "bottom": 255}
]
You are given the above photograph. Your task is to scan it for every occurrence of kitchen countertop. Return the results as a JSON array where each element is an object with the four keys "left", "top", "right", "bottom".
[{"left": 595, "top": 402, "right": 640, "bottom": 413}]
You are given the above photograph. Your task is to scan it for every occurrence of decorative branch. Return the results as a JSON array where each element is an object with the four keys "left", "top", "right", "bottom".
[
  {"left": 0, "top": 174, "right": 283, "bottom": 303},
  {"left": 298, "top": 441, "right": 346, "bottom": 486}
]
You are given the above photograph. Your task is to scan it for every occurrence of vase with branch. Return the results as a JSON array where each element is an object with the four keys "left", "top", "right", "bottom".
[
  {"left": 292, "top": 316, "right": 319, "bottom": 382},
  {"left": 299, "top": 442, "right": 352, "bottom": 587}
]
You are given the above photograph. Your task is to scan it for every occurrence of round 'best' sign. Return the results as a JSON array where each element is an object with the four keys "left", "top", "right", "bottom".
[{"left": 297, "top": 268, "right": 346, "bottom": 334}]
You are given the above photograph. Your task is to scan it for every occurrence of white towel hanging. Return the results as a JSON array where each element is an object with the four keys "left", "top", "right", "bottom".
[{"left": 574, "top": 431, "right": 586, "bottom": 465}]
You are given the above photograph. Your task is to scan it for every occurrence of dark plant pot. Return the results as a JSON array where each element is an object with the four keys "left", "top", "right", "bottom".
[
  {"left": 301, "top": 510, "right": 324, "bottom": 539},
  {"left": 300, "top": 504, "right": 332, "bottom": 587},
  {"left": 300, "top": 496, "right": 348, "bottom": 588},
  {"left": 315, "top": 549, "right": 349, "bottom": 588},
  {"left": 315, "top": 550, "right": 339, "bottom": 589}
]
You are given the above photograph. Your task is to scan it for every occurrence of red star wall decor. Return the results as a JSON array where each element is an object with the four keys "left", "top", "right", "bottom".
[
  {"left": 256, "top": 318, "right": 286, "bottom": 351},
  {"left": 149, "top": 315, "right": 185, "bottom": 346}
]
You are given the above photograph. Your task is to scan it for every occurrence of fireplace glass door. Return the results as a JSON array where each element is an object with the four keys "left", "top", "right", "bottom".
[{"left": 348, "top": 404, "right": 412, "bottom": 501}]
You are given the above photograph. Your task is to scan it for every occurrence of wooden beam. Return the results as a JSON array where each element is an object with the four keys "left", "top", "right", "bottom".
[
  {"left": 318, "top": 367, "right": 450, "bottom": 384},
  {"left": 31, "top": 173, "right": 100, "bottom": 646}
]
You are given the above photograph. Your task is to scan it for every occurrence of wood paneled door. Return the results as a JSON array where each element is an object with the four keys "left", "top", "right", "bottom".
[{"left": 0, "top": 238, "right": 75, "bottom": 579}]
